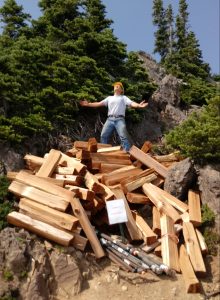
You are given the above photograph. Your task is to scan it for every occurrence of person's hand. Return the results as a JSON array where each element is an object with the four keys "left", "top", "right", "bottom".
[
  {"left": 80, "top": 99, "right": 89, "bottom": 106},
  {"left": 139, "top": 100, "right": 148, "bottom": 108}
]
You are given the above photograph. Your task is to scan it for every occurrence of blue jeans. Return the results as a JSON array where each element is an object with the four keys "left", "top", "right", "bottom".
[{"left": 100, "top": 117, "right": 131, "bottom": 151}]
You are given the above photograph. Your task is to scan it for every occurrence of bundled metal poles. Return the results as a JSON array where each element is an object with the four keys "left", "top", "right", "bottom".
[{"left": 98, "top": 232, "right": 174, "bottom": 276}]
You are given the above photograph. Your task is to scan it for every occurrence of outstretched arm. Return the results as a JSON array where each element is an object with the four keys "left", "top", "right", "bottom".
[
  {"left": 130, "top": 100, "right": 148, "bottom": 109},
  {"left": 80, "top": 100, "right": 105, "bottom": 108}
]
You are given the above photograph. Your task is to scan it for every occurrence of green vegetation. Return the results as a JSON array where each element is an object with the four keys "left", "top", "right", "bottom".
[
  {"left": 152, "top": 0, "right": 216, "bottom": 106},
  {"left": 200, "top": 204, "right": 220, "bottom": 256},
  {"left": 164, "top": 95, "right": 220, "bottom": 162},
  {"left": 0, "top": 0, "right": 219, "bottom": 164},
  {"left": 0, "top": 296, "right": 16, "bottom": 300},
  {"left": 19, "top": 270, "right": 28, "bottom": 279},
  {"left": 2, "top": 269, "right": 14, "bottom": 281},
  {"left": 201, "top": 204, "right": 216, "bottom": 227},
  {"left": 0, "top": 0, "right": 155, "bottom": 145},
  {"left": 0, "top": 176, "right": 15, "bottom": 230},
  {"left": 203, "top": 228, "right": 220, "bottom": 256}
]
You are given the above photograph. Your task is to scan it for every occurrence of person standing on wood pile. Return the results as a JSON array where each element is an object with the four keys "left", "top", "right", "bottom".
[{"left": 79, "top": 82, "right": 148, "bottom": 152}]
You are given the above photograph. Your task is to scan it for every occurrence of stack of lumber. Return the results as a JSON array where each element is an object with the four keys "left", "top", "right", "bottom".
[{"left": 6, "top": 138, "right": 207, "bottom": 293}]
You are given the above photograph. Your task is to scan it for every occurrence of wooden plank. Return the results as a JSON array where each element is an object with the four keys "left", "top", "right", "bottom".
[
  {"left": 91, "top": 152, "right": 131, "bottom": 160},
  {"left": 110, "top": 186, "right": 142, "bottom": 241},
  {"left": 119, "top": 168, "right": 154, "bottom": 185},
  {"left": 153, "top": 152, "right": 180, "bottom": 162},
  {"left": 182, "top": 222, "right": 206, "bottom": 275},
  {"left": 95, "top": 150, "right": 129, "bottom": 158},
  {"left": 71, "top": 233, "right": 88, "bottom": 251},
  {"left": 91, "top": 153, "right": 132, "bottom": 165},
  {"left": 126, "top": 192, "right": 150, "bottom": 204},
  {"left": 65, "top": 147, "right": 78, "bottom": 157},
  {"left": 100, "top": 163, "right": 128, "bottom": 173},
  {"left": 70, "top": 196, "right": 105, "bottom": 258},
  {"left": 143, "top": 183, "right": 181, "bottom": 223},
  {"left": 36, "top": 149, "right": 61, "bottom": 177},
  {"left": 84, "top": 171, "right": 105, "bottom": 194},
  {"left": 132, "top": 211, "right": 158, "bottom": 245},
  {"left": 65, "top": 186, "right": 95, "bottom": 201},
  {"left": 87, "top": 137, "right": 98, "bottom": 152},
  {"left": 19, "top": 198, "right": 78, "bottom": 231},
  {"left": 195, "top": 229, "right": 208, "bottom": 255},
  {"left": 9, "top": 181, "right": 69, "bottom": 212},
  {"left": 75, "top": 149, "right": 91, "bottom": 160},
  {"left": 7, "top": 211, "right": 74, "bottom": 246},
  {"left": 151, "top": 176, "right": 164, "bottom": 187},
  {"left": 154, "top": 244, "right": 162, "bottom": 257},
  {"left": 101, "top": 167, "right": 142, "bottom": 186},
  {"left": 52, "top": 174, "right": 84, "bottom": 186},
  {"left": 141, "top": 224, "right": 182, "bottom": 253},
  {"left": 7, "top": 171, "right": 65, "bottom": 187},
  {"left": 98, "top": 182, "right": 115, "bottom": 201},
  {"left": 97, "top": 146, "right": 121, "bottom": 153},
  {"left": 133, "top": 141, "right": 152, "bottom": 168},
  {"left": 36, "top": 176, "right": 64, "bottom": 187},
  {"left": 188, "top": 190, "right": 202, "bottom": 227},
  {"left": 145, "top": 183, "right": 188, "bottom": 213},
  {"left": 181, "top": 212, "right": 190, "bottom": 222},
  {"left": 179, "top": 244, "right": 201, "bottom": 293},
  {"left": 160, "top": 214, "right": 180, "bottom": 272},
  {"left": 7, "top": 171, "right": 21, "bottom": 181},
  {"left": 55, "top": 166, "right": 76, "bottom": 175},
  {"left": 15, "top": 170, "right": 74, "bottom": 202},
  {"left": 59, "top": 153, "right": 87, "bottom": 175},
  {"left": 129, "top": 145, "right": 168, "bottom": 178},
  {"left": 24, "top": 154, "right": 44, "bottom": 171},
  {"left": 121, "top": 173, "right": 157, "bottom": 194},
  {"left": 152, "top": 205, "right": 161, "bottom": 235},
  {"left": 103, "top": 165, "right": 135, "bottom": 175},
  {"left": 74, "top": 141, "right": 112, "bottom": 149}
]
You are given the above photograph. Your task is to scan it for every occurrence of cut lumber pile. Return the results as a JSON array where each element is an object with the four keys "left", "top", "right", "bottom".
[{"left": 6, "top": 139, "right": 207, "bottom": 292}]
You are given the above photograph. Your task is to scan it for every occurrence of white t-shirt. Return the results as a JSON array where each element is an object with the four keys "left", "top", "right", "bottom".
[{"left": 101, "top": 95, "right": 133, "bottom": 116}]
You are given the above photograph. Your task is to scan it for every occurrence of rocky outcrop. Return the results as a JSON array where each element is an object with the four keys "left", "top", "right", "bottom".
[
  {"left": 197, "top": 164, "right": 220, "bottom": 232},
  {"left": 163, "top": 159, "right": 220, "bottom": 231},
  {"left": 0, "top": 144, "right": 24, "bottom": 176},
  {"left": 0, "top": 228, "right": 83, "bottom": 300},
  {"left": 137, "top": 52, "right": 166, "bottom": 85},
  {"left": 164, "top": 158, "right": 197, "bottom": 200}
]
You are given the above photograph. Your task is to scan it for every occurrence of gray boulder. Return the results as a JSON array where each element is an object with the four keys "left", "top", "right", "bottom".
[{"left": 164, "top": 158, "right": 197, "bottom": 200}]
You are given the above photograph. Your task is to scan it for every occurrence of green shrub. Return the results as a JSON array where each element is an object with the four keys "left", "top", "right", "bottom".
[
  {"left": 0, "top": 176, "right": 15, "bottom": 230},
  {"left": 203, "top": 228, "right": 220, "bottom": 256},
  {"left": 2, "top": 269, "right": 13, "bottom": 281},
  {"left": 201, "top": 204, "right": 220, "bottom": 255},
  {"left": 165, "top": 95, "right": 220, "bottom": 162},
  {"left": 201, "top": 204, "right": 215, "bottom": 227}
]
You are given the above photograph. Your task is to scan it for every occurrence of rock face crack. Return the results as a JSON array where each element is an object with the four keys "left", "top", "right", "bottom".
[{"left": 50, "top": 252, "right": 82, "bottom": 299}]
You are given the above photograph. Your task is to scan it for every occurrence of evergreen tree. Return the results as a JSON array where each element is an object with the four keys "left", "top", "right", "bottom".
[
  {"left": 152, "top": 0, "right": 169, "bottom": 61},
  {"left": 0, "top": 0, "right": 31, "bottom": 39},
  {"left": 0, "top": 0, "right": 154, "bottom": 144},
  {"left": 166, "top": 4, "right": 174, "bottom": 55},
  {"left": 165, "top": 0, "right": 210, "bottom": 80},
  {"left": 175, "top": 0, "right": 189, "bottom": 50}
]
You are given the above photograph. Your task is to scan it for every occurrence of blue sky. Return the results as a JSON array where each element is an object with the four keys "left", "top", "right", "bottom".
[{"left": 0, "top": 0, "right": 219, "bottom": 74}]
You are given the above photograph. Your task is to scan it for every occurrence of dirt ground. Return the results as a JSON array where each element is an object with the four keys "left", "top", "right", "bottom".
[{"left": 73, "top": 250, "right": 220, "bottom": 300}]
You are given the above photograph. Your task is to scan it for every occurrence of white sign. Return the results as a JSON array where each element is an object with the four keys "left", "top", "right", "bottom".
[{"left": 106, "top": 199, "right": 128, "bottom": 225}]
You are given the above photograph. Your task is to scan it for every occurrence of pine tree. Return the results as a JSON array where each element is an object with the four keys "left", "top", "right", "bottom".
[
  {"left": 166, "top": 4, "right": 174, "bottom": 55},
  {"left": 175, "top": 0, "right": 189, "bottom": 50},
  {"left": 0, "top": 0, "right": 154, "bottom": 143},
  {"left": 152, "top": 0, "right": 169, "bottom": 61},
  {"left": 0, "top": 0, "right": 31, "bottom": 39}
]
